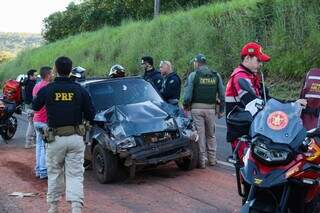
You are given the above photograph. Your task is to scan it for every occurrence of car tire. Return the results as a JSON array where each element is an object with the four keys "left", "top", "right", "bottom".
[
  {"left": 175, "top": 141, "right": 199, "bottom": 171},
  {"left": 93, "top": 144, "right": 120, "bottom": 183}
]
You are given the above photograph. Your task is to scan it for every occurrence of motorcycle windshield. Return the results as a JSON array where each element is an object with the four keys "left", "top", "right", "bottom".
[{"left": 250, "top": 98, "right": 304, "bottom": 144}]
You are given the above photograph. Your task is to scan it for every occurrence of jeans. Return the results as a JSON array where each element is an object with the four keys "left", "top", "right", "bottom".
[{"left": 34, "top": 122, "right": 47, "bottom": 177}]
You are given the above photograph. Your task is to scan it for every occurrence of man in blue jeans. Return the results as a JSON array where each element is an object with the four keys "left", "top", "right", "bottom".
[{"left": 32, "top": 66, "right": 52, "bottom": 179}]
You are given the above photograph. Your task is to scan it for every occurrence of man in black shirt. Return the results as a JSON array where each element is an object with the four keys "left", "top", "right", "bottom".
[
  {"left": 33, "top": 56, "right": 95, "bottom": 213},
  {"left": 141, "top": 56, "right": 163, "bottom": 91},
  {"left": 23, "top": 69, "right": 37, "bottom": 149}
]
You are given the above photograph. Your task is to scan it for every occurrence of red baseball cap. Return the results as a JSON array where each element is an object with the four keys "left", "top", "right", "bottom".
[{"left": 241, "top": 42, "right": 271, "bottom": 62}]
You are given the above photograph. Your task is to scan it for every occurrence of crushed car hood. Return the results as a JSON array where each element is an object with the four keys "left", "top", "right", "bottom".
[{"left": 95, "top": 101, "right": 179, "bottom": 138}]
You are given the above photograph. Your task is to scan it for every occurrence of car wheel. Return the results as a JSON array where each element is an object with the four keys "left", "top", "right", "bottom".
[
  {"left": 1, "top": 116, "right": 17, "bottom": 141},
  {"left": 175, "top": 141, "right": 199, "bottom": 171},
  {"left": 93, "top": 144, "right": 120, "bottom": 183}
]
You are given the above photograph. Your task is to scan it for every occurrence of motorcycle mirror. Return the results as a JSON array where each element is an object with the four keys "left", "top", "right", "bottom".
[{"left": 238, "top": 78, "right": 257, "bottom": 98}]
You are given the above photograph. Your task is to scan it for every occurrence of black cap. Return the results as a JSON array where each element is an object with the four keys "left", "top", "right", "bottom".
[
  {"left": 141, "top": 56, "right": 154, "bottom": 66},
  {"left": 193, "top": 53, "right": 207, "bottom": 63},
  {"left": 27, "top": 69, "right": 37, "bottom": 77}
]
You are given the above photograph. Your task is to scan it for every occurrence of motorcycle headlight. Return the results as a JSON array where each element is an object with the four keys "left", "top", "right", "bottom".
[
  {"left": 253, "top": 141, "right": 291, "bottom": 165},
  {"left": 116, "top": 137, "right": 136, "bottom": 149}
]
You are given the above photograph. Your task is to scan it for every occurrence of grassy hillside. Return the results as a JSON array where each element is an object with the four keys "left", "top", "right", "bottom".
[{"left": 0, "top": 0, "right": 319, "bottom": 99}]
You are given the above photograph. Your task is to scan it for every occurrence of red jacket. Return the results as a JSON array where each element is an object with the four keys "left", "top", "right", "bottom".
[
  {"left": 226, "top": 64, "right": 261, "bottom": 113},
  {"left": 225, "top": 64, "right": 261, "bottom": 141}
]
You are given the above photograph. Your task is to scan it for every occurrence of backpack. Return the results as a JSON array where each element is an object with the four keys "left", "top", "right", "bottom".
[{"left": 3, "top": 80, "right": 22, "bottom": 104}]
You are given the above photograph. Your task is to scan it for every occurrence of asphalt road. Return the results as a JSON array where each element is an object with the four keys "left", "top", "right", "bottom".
[{"left": 215, "top": 118, "right": 231, "bottom": 165}]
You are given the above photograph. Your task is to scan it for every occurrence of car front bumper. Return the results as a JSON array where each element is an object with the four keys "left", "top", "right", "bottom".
[{"left": 118, "top": 137, "right": 193, "bottom": 166}]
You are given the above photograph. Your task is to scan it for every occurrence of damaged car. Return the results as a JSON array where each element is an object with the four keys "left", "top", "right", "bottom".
[{"left": 82, "top": 77, "right": 199, "bottom": 183}]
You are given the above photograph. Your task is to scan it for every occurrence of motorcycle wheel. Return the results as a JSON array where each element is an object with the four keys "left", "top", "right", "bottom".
[{"left": 1, "top": 116, "right": 17, "bottom": 141}]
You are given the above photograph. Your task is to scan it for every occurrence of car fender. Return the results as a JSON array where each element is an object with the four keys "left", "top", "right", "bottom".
[{"left": 91, "top": 126, "right": 117, "bottom": 153}]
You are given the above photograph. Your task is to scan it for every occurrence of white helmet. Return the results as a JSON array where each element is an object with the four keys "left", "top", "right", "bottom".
[
  {"left": 70, "top": 66, "right": 86, "bottom": 81},
  {"left": 109, "top": 64, "right": 125, "bottom": 78}
]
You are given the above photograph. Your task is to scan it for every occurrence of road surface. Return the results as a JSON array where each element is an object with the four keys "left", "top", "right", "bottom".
[{"left": 0, "top": 115, "right": 240, "bottom": 213}]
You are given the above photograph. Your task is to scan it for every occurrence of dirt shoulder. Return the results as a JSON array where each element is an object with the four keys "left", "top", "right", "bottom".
[{"left": 0, "top": 141, "right": 240, "bottom": 213}]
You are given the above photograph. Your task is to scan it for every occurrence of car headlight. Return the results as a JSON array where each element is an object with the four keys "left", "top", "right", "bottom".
[
  {"left": 116, "top": 137, "right": 136, "bottom": 149},
  {"left": 165, "top": 118, "right": 177, "bottom": 130},
  {"left": 181, "top": 129, "right": 199, "bottom": 141},
  {"left": 253, "top": 141, "right": 290, "bottom": 164}
]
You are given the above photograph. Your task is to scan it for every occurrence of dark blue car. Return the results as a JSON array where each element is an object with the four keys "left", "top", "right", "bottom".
[{"left": 81, "top": 77, "right": 199, "bottom": 183}]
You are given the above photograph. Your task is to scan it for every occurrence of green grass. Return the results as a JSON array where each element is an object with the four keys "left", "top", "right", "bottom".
[{"left": 0, "top": 0, "right": 319, "bottom": 98}]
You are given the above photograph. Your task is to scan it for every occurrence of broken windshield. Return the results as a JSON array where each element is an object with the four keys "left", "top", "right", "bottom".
[{"left": 88, "top": 78, "right": 163, "bottom": 112}]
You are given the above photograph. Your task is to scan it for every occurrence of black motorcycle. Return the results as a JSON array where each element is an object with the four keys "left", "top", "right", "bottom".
[{"left": 0, "top": 99, "right": 18, "bottom": 141}]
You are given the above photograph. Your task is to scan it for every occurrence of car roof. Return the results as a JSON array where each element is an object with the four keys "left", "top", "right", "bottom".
[{"left": 80, "top": 76, "right": 144, "bottom": 86}]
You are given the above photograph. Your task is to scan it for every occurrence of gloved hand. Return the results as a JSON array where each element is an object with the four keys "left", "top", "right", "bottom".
[
  {"left": 183, "top": 103, "right": 191, "bottom": 111},
  {"left": 216, "top": 111, "right": 224, "bottom": 119},
  {"left": 295, "top": 99, "right": 307, "bottom": 109}
]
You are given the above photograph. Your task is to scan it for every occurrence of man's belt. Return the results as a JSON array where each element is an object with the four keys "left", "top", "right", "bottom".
[
  {"left": 303, "top": 106, "right": 320, "bottom": 117},
  {"left": 40, "top": 124, "right": 89, "bottom": 143},
  {"left": 53, "top": 125, "right": 86, "bottom": 137}
]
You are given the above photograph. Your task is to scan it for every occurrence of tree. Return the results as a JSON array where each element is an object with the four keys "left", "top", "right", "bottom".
[{"left": 42, "top": 0, "right": 219, "bottom": 42}]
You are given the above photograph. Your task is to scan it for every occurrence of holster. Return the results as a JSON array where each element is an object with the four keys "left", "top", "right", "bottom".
[
  {"left": 41, "top": 127, "right": 55, "bottom": 143},
  {"left": 42, "top": 123, "right": 91, "bottom": 143}
]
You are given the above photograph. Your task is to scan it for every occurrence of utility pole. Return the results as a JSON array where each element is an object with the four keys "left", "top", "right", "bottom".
[{"left": 154, "top": 0, "right": 160, "bottom": 17}]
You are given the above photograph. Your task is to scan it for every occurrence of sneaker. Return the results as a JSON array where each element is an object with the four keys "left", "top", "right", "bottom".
[
  {"left": 48, "top": 201, "right": 59, "bottom": 213},
  {"left": 71, "top": 202, "right": 82, "bottom": 213},
  {"left": 39, "top": 175, "right": 48, "bottom": 180},
  {"left": 24, "top": 144, "right": 36, "bottom": 149},
  {"left": 208, "top": 160, "right": 217, "bottom": 166},
  {"left": 199, "top": 161, "right": 206, "bottom": 169}
]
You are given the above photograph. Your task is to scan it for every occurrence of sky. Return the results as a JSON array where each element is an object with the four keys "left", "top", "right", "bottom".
[{"left": 0, "top": 0, "right": 79, "bottom": 33}]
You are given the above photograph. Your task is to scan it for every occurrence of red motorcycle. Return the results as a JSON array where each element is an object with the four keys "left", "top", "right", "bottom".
[{"left": 227, "top": 79, "right": 320, "bottom": 213}]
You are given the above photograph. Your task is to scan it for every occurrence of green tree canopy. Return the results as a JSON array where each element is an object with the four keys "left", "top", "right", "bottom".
[{"left": 42, "top": 0, "right": 224, "bottom": 42}]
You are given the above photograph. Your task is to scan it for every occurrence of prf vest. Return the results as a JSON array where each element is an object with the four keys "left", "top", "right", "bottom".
[{"left": 192, "top": 68, "right": 218, "bottom": 104}]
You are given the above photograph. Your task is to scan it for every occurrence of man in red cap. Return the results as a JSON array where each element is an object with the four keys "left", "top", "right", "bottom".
[{"left": 225, "top": 42, "right": 270, "bottom": 150}]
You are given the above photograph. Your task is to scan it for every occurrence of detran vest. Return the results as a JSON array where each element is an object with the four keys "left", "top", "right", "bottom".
[{"left": 192, "top": 67, "right": 218, "bottom": 104}]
